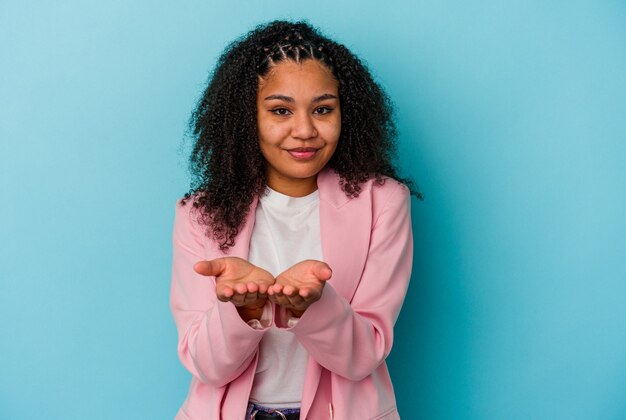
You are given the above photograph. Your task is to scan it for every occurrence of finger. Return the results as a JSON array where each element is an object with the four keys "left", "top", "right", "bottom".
[
  {"left": 269, "top": 284, "right": 284, "bottom": 295},
  {"left": 234, "top": 283, "right": 247, "bottom": 294},
  {"left": 216, "top": 285, "right": 234, "bottom": 302},
  {"left": 286, "top": 292, "right": 306, "bottom": 308},
  {"left": 257, "top": 283, "right": 269, "bottom": 295},
  {"left": 230, "top": 291, "right": 247, "bottom": 306},
  {"left": 268, "top": 285, "right": 288, "bottom": 306},
  {"left": 299, "top": 287, "right": 310, "bottom": 299},
  {"left": 243, "top": 291, "right": 258, "bottom": 304},
  {"left": 313, "top": 262, "right": 332, "bottom": 281},
  {"left": 194, "top": 258, "right": 226, "bottom": 277},
  {"left": 274, "top": 294, "right": 292, "bottom": 308},
  {"left": 231, "top": 297, "right": 246, "bottom": 306},
  {"left": 282, "top": 285, "right": 297, "bottom": 296},
  {"left": 300, "top": 287, "right": 322, "bottom": 303}
]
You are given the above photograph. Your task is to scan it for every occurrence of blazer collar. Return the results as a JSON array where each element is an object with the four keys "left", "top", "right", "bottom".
[{"left": 317, "top": 168, "right": 351, "bottom": 209}]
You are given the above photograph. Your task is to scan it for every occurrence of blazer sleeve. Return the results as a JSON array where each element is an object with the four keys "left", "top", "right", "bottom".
[
  {"left": 170, "top": 199, "right": 268, "bottom": 387},
  {"left": 287, "top": 182, "right": 413, "bottom": 381}
]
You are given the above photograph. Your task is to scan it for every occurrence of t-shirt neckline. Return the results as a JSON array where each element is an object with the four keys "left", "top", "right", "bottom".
[{"left": 260, "top": 186, "right": 320, "bottom": 209}]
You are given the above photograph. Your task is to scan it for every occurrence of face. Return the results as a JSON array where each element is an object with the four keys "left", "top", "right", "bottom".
[{"left": 257, "top": 59, "right": 341, "bottom": 197}]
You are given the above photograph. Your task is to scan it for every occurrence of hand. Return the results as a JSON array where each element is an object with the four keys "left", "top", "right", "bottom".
[
  {"left": 194, "top": 257, "right": 275, "bottom": 313},
  {"left": 269, "top": 260, "right": 332, "bottom": 315}
]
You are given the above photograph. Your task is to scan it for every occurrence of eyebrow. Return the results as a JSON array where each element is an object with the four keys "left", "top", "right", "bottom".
[{"left": 263, "top": 93, "right": 338, "bottom": 103}]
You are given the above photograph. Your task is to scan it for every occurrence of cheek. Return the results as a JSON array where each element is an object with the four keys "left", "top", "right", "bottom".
[
  {"left": 328, "top": 112, "right": 341, "bottom": 136},
  {"left": 259, "top": 122, "right": 288, "bottom": 145},
  {"left": 328, "top": 142, "right": 339, "bottom": 157},
  {"left": 326, "top": 119, "right": 341, "bottom": 145}
]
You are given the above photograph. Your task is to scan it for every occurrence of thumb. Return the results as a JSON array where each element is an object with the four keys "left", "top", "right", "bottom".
[
  {"left": 313, "top": 262, "right": 333, "bottom": 281},
  {"left": 194, "top": 259, "right": 225, "bottom": 277}
]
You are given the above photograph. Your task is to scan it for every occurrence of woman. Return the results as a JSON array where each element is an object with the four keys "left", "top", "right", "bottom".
[{"left": 171, "top": 20, "right": 421, "bottom": 419}]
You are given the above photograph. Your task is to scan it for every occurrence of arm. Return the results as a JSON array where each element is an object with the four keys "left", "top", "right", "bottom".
[
  {"left": 170, "top": 200, "right": 269, "bottom": 387},
  {"left": 287, "top": 183, "right": 413, "bottom": 381}
]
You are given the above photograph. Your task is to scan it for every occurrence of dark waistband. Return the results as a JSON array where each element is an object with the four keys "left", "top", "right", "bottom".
[{"left": 247, "top": 402, "right": 300, "bottom": 420}]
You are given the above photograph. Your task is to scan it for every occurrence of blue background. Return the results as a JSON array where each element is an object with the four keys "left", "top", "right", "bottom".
[{"left": 1, "top": 1, "right": 625, "bottom": 419}]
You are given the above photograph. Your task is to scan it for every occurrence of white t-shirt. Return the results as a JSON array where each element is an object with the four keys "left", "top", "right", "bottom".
[{"left": 247, "top": 186, "right": 323, "bottom": 408}]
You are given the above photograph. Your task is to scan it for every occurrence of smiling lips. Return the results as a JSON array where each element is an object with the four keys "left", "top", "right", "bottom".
[{"left": 287, "top": 147, "right": 318, "bottom": 160}]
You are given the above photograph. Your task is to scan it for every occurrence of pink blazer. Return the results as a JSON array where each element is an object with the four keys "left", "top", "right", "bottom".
[{"left": 170, "top": 169, "right": 413, "bottom": 420}]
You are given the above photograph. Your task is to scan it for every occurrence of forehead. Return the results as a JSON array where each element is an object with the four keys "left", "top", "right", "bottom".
[{"left": 257, "top": 59, "right": 338, "bottom": 94}]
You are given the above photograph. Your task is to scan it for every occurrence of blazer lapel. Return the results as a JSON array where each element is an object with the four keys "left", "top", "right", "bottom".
[
  {"left": 301, "top": 169, "right": 373, "bottom": 418},
  {"left": 317, "top": 169, "right": 372, "bottom": 302}
]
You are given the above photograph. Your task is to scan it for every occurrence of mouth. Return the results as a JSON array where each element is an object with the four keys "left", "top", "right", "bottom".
[{"left": 286, "top": 147, "right": 319, "bottom": 160}]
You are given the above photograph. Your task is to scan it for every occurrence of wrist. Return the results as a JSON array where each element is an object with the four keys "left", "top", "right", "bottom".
[{"left": 237, "top": 303, "right": 265, "bottom": 322}]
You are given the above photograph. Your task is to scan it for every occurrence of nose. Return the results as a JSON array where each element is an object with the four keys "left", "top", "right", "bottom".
[{"left": 291, "top": 112, "right": 317, "bottom": 139}]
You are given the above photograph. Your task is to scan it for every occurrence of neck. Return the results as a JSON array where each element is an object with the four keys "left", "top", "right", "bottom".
[{"left": 266, "top": 174, "right": 318, "bottom": 197}]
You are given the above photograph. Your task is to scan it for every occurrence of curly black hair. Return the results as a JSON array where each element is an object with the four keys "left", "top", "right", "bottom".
[{"left": 182, "top": 19, "right": 422, "bottom": 250}]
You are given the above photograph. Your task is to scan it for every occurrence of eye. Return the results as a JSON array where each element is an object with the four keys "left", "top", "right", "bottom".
[
  {"left": 270, "top": 107, "right": 291, "bottom": 116},
  {"left": 314, "top": 106, "right": 334, "bottom": 115}
]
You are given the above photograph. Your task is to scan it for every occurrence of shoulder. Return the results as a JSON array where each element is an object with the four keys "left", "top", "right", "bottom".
[
  {"left": 362, "top": 177, "right": 411, "bottom": 226},
  {"left": 174, "top": 194, "right": 199, "bottom": 219},
  {"left": 318, "top": 169, "right": 410, "bottom": 210},
  {"left": 318, "top": 170, "right": 411, "bottom": 231},
  {"left": 363, "top": 176, "right": 410, "bottom": 202},
  {"left": 173, "top": 194, "right": 206, "bottom": 238}
]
